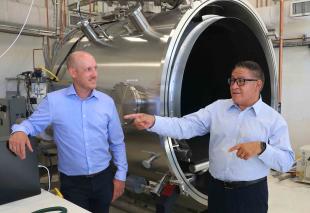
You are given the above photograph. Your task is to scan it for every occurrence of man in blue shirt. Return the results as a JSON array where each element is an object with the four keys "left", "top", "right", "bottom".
[
  {"left": 124, "top": 61, "right": 294, "bottom": 213},
  {"left": 9, "top": 51, "right": 128, "bottom": 213}
]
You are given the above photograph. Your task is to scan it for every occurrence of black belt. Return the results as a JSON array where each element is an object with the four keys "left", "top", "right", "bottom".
[
  {"left": 61, "top": 165, "right": 111, "bottom": 179},
  {"left": 84, "top": 170, "right": 105, "bottom": 178},
  {"left": 84, "top": 165, "right": 112, "bottom": 178},
  {"left": 210, "top": 175, "right": 267, "bottom": 190}
]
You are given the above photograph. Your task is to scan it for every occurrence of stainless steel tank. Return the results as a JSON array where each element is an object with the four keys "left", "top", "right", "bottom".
[{"left": 50, "top": 0, "right": 277, "bottom": 205}]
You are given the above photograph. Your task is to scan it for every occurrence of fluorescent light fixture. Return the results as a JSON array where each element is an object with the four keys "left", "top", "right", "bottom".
[
  {"left": 160, "top": 35, "right": 170, "bottom": 43},
  {"left": 68, "top": 37, "right": 79, "bottom": 43},
  {"left": 81, "top": 37, "right": 89, "bottom": 42},
  {"left": 123, "top": 37, "right": 148, "bottom": 42},
  {"left": 69, "top": 37, "right": 89, "bottom": 43}
]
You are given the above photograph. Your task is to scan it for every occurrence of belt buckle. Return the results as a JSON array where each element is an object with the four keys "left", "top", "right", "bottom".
[{"left": 223, "top": 182, "right": 233, "bottom": 190}]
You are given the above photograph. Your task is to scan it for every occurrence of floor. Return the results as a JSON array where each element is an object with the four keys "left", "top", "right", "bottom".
[
  {"left": 39, "top": 171, "right": 152, "bottom": 213},
  {"left": 110, "top": 206, "right": 127, "bottom": 213},
  {"left": 23, "top": 141, "right": 310, "bottom": 213},
  {"left": 39, "top": 170, "right": 310, "bottom": 213}
]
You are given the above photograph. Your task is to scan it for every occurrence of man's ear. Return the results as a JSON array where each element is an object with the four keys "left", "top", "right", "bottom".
[
  {"left": 257, "top": 80, "right": 263, "bottom": 92},
  {"left": 68, "top": 67, "right": 76, "bottom": 78}
]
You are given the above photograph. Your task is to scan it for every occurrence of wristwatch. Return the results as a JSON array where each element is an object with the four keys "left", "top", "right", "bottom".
[{"left": 258, "top": 142, "right": 266, "bottom": 155}]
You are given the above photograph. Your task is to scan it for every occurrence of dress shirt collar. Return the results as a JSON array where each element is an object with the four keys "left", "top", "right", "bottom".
[
  {"left": 228, "top": 97, "right": 263, "bottom": 116},
  {"left": 251, "top": 97, "right": 263, "bottom": 116},
  {"left": 66, "top": 84, "right": 99, "bottom": 99}
]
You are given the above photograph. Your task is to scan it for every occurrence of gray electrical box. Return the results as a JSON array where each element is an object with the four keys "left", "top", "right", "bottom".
[
  {"left": 0, "top": 100, "right": 10, "bottom": 137},
  {"left": 0, "top": 97, "right": 27, "bottom": 137}
]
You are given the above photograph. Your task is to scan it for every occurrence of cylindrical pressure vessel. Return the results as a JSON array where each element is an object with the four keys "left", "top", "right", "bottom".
[{"left": 51, "top": 0, "right": 277, "bottom": 205}]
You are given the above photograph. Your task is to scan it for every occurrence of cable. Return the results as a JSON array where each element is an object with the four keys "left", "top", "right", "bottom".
[
  {"left": 53, "top": 187, "right": 63, "bottom": 198},
  {"left": 0, "top": 0, "right": 35, "bottom": 59},
  {"left": 38, "top": 164, "right": 51, "bottom": 192},
  {"left": 55, "top": 35, "right": 84, "bottom": 76},
  {"left": 32, "top": 206, "right": 67, "bottom": 213},
  {"left": 17, "top": 71, "right": 34, "bottom": 115},
  {"left": 39, "top": 67, "right": 60, "bottom": 82}
]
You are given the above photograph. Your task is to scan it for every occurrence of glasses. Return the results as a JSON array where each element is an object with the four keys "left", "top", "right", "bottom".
[{"left": 228, "top": 78, "right": 258, "bottom": 86}]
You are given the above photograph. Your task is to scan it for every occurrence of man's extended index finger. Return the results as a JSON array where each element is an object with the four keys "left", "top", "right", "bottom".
[{"left": 124, "top": 114, "right": 139, "bottom": 119}]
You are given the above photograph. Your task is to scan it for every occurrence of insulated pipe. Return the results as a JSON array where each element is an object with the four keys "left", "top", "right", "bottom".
[
  {"left": 45, "top": 0, "right": 51, "bottom": 59},
  {"left": 0, "top": 24, "right": 56, "bottom": 37},
  {"left": 89, "top": 0, "right": 92, "bottom": 17},
  {"left": 278, "top": 0, "right": 284, "bottom": 113},
  {"left": 129, "top": 4, "right": 163, "bottom": 39},
  {"left": 77, "top": 20, "right": 112, "bottom": 47},
  {"left": 55, "top": 0, "right": 60, "bottom": 37},
  {"left": 59, "top": 0, "right": 63, "bottom": 41},
  {"left": 63, "top": 0, "right": 67, "bottom": 29}
]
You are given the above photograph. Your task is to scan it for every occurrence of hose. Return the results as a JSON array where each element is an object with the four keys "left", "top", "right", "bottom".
[{"left": 32, "top": 206, "right": 67, "bottom": 213}]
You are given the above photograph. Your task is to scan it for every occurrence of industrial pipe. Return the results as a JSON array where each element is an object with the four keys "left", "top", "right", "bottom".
[{"left": 278, "top": 0, "right": 284, "bottom": 113}]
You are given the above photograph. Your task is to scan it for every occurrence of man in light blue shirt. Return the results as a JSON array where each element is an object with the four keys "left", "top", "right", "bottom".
[
  {"left": 9, "top": 51, "right": 128, "bottom": 213},
  {"left": 124, "top": 61, "right": 294, "bottom": 213}
]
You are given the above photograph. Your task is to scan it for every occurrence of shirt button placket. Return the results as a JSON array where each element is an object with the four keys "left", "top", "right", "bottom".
[
  {"left": 82, "top": 101, "right": 90, "bottom": 170},
  {"left": 226, "top": 112, "right": 241, "bottom": 178}
]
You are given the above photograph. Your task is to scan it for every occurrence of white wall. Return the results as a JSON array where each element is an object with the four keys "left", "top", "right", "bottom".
[
  {"left": 247, "top": 0, "right": 310, "bottom": 152},
  {"left": 279, "top": 47, "right": 310, "bottom": 152},
  {"left": 0, "top": 33, "right": 45, "bottom": 97},
  {"left": 0, "top": 0, "right": 50, "bottom": 98},
  {"left": 0, "top": 0, "right": 55, "bottom": 29}
]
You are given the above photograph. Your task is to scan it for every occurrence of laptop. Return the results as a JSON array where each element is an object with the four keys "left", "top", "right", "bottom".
[{"left": 0, "top": 137, "right": 41, "bottom": 205}]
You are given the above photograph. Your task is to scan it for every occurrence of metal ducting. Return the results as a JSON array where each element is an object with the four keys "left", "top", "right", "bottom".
[{"left": 50, "top": 0, "right": 277, "bottom": 206}]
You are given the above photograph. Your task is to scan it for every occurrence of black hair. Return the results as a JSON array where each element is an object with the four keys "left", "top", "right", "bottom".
[{"left": 234, "top": 60, "right": 265, "bottom": 87}]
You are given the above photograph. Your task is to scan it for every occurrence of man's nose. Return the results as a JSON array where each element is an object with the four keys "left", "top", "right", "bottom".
[{"left": 91, "top": 69, "right": 98, "bottom": 76}]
